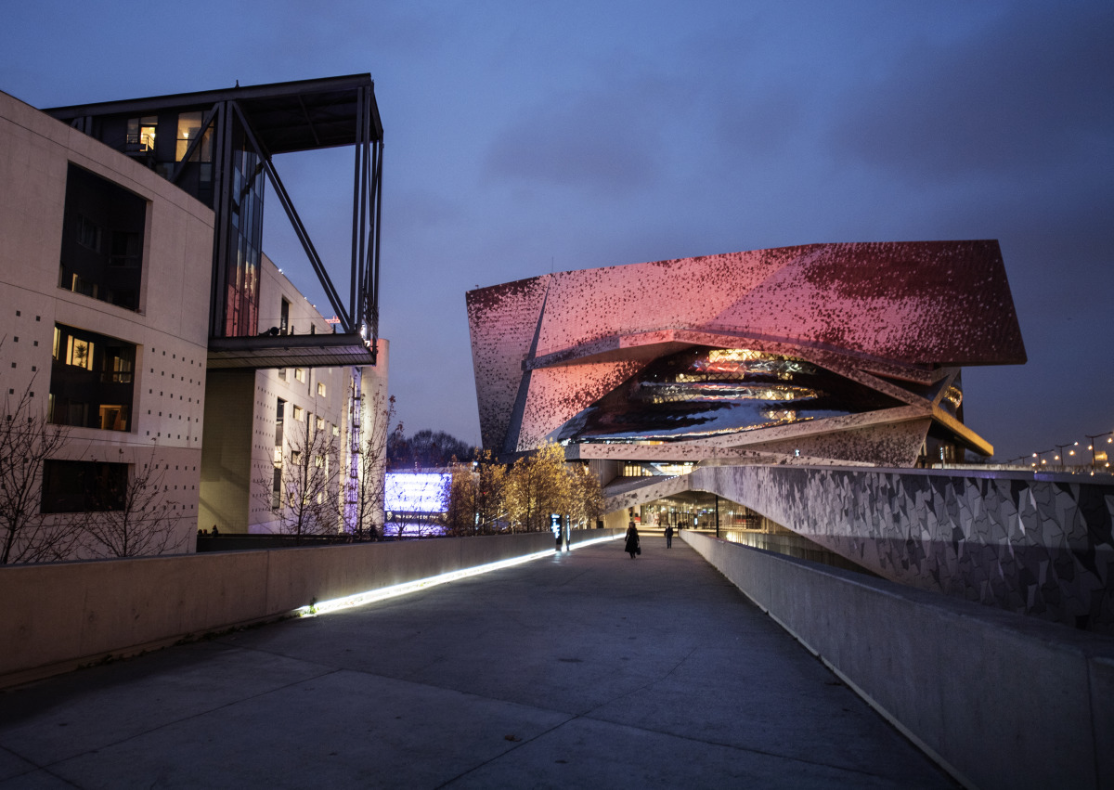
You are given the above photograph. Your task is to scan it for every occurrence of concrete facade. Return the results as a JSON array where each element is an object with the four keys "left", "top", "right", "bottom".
[{"left": 0, "top": 89, "right": 213, "bottom": 558}]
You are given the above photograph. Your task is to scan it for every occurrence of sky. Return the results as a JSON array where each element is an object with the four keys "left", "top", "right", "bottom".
[{"left": 2, "top": 0, "right": 1111, "bottom": 464}]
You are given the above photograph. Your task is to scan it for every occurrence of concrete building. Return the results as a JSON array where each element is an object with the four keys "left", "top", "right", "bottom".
[
  {"left": 1, "top": 89, "right": 212, "bottom": 557},
  {"left": 0, "top": 76, "right": 388, "bottom": 559}
]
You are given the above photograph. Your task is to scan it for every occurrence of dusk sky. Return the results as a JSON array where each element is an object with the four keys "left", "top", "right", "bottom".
[{"left": 2, "top": 1, "right": 1111, "bottom": 463}]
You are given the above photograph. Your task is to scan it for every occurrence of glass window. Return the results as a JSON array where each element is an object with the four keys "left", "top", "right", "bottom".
[
  {"left": 176, "top": 111, "right": 212, "bottom": 163},
  {"left": 77, "top": 215, "right": 101, "bottom": 251},
  {"left": 294, "top": 368, "right": 306, "bottom": 383},
  {"left": 41, "top": 460, "right": 127, "bottom": 513},
  {"left": 51, "top": 324, "right": 136, "bottom": 432},
  {"left": 317, "top": 382, "right": 326, "bottom": 397},
  {"left": 293, "top": 405, "right": 304, "bottom": 421},
  {"left": 66, "top": 337, "right": 95, "bottom": 370},
  {"left": 126, "top": 116, "right": 157, "bottom": 153}
]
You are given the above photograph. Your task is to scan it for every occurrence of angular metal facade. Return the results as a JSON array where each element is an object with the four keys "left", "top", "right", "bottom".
[{"left": 467, "top": 240, "right": 1026, "bottom": 466}]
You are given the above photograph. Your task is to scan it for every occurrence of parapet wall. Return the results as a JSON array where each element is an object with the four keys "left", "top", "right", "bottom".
[
  {"left": 0, "top": 531, "right": 623, "bottom": 688},
  {"left": 683, "top": 530, "right": 1114, "bottom": 790}
]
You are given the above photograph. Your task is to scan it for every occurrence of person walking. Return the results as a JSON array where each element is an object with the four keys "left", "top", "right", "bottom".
[
  {"left": 625, "top": 521, "right": 640, "bottom": 558},
  {"left": 665, "top": 525, "right": 673, "bottom": 548}
]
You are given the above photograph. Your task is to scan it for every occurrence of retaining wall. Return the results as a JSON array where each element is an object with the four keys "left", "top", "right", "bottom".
[
  {"left": 682, "top": 530, "right": 1114, "bottom": 790},
  {"left": 0, "top": 531, "right": 623, "bottom": 688}
]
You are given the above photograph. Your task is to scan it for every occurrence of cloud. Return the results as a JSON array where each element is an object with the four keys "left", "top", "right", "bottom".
[
  {"left": 482, "top": 79, "right": 675, "bottom": 198},
  {"left": 826, "top": 2, "right": 1114, "bottom": 182}
]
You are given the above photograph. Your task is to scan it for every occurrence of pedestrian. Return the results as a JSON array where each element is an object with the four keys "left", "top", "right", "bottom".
[
  {"left": 665, "top": 525, "right": 673, "bottom": 548},
  {"left": 625, "top": 521, "right": 640, "bottom": 558}
]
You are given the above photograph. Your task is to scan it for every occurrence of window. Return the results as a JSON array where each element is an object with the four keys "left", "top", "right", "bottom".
[
  {"left": 278, "top": 368, "right": 286, "bottom": 381},
  {"left": 292, "top": 405, "right": 304, "bottom": 421},
  {"left": 76, "top": 215, "right": 101, "bottom": 251},
  {"left": 317, "top": 382, "right": 326, "bottom": 397},
  {"left": 60, "top": 165, "right": 146, "bottom": 311},
  {"left": 50, "top": 324, "right": 136, "bottom": 432},
  {"left": 41, "top": 460, "right": 127, "bottom": 513},
  {"left": 109, "top": 232, "right": 141, "bottom": 268},
  {"left": 316, "top": 416, "right": 325, "bottom": 432},
  {"left": 176, "top": 111, "right": 213, "bottom": 182},
  {"left": 280, "top": 298, "right": 290, "bottom": 334},
  {"left": 65, "top": 336, "right": 95, "bottom": 370},
  {"left": 272, "top": 467, "right": 282, "bottom": 511},
  {"left": 294, "top": 368, "right": 306, "bottom": 383},
  {"left": 332, "top": 423, "right": 340, "bottom": 437},
  {"left": 126, "top": 116, "right": 157, "bottom": 154}
]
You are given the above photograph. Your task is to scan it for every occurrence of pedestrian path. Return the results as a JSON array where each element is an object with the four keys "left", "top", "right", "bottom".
[{"left": 0, "top": 538, "right": 957, "bottom": 788}]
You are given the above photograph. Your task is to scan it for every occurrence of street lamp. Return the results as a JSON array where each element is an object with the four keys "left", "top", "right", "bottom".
[
  {"left": 1032, "top": 449, "right": 1053, "bottom": 468},
  {"left": 1085, "top": 432, "right": 1114, "bottom": 471},
  {"left": 1053, "top": 442, "right": 1079, "bottom": 470}
]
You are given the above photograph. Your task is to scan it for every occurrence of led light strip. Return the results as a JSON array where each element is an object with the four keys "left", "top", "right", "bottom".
[{"left": 297, "top": 533, "right": 622, "bottom": 617}]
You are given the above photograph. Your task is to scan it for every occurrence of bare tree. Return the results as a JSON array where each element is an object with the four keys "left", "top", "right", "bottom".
[
  {"left": 77, "top": 444, "right": 185, "bottom": 558},
  {"left": 266, "top": 415, "right": 342, "bottom": 542},
  {"left": 0, "top": 382, "right": 77, "bottom": 564},
  {"left": 346, "top": 388, "right": 399, "bottom": 540}
]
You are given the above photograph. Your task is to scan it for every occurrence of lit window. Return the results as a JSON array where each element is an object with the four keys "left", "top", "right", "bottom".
[
  {"left": 317, "top": 382, "right": 326, "bottom": 397},
  {"left": 126, "top": 116, "right": 157, "bottom": 153},
  {"left": 294, "top": 368, "right": 306, "bottom": 383},
  {"left": 332, "top": 424, "right": 340, "bottom": 437},
  {"left": 66, "top": 337, "right": 95, "bottom": 370},
  {"left": 316, "top": 416, "right": 325, "bottom": 431},
  {"left": 293, "top": 405, "right": 304, "bottom": 421}
]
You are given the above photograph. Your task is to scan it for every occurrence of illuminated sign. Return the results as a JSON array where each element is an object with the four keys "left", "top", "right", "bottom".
[{"left": 385, "top": 472, "right": 449, "bottom": 513}]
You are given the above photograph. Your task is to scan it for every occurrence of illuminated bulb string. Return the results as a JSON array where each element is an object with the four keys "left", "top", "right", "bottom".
[{"left": 297, "top": 533, "right": 623, "bottom": 617}]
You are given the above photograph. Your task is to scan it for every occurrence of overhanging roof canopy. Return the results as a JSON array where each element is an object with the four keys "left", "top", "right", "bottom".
[{"left": 45, "top": 74, "right": 383, "bottom": 155}]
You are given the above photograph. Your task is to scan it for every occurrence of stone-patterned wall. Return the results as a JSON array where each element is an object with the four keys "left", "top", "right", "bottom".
[{"left": 690, "top": 465, "right": 1114, "bottom": 634}]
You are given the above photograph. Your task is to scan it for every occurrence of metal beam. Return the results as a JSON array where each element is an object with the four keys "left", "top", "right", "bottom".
[{"left": 229, "top": 100, "right": 352, "bottom": 331}]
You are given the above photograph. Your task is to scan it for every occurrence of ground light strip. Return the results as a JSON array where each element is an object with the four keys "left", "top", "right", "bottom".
[{"left": 297, "top": 533, "right": 623, "bottom": 617}]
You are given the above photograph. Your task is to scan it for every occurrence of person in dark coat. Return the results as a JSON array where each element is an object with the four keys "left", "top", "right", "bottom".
[
  {"left": 665, "top": 525, "right": 673, "bottom": 548},
  {"left": 625, "top": 522, "right": 640, "bottom": 558}
]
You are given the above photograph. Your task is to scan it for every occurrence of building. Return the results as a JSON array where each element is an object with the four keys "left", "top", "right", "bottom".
[
  {"left": 0, "top": 76, "right": 388, "bottom": 561},
  {"left": 466, "top": 241, "right": 1026, "bottom": 474}
]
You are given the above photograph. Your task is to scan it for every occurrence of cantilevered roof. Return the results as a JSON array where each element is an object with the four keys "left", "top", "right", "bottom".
[
  {"left": 45, "top": 74, "right": 382, "bottom": 155},
  {"left": 207, "top": 333, "right": 377, "bottom": 370}
]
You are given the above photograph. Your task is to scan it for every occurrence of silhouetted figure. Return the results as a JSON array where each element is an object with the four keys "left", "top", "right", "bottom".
[
  {"left": 211, "top": 525, "right": 219, "bottom": 537},
  {"left": 665, "top": 525, "right": 674, "bottom": 548},
  {"left": 625, "top": 522, "right": 640, "bottom": 558}
]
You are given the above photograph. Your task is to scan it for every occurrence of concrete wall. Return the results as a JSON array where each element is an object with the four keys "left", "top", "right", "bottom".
[
  {"left": 0, "top": 532, "right": 558, "bottom": 688},
  {"left": 683, "top": 530, "right": 1114, "bottom": 790}
]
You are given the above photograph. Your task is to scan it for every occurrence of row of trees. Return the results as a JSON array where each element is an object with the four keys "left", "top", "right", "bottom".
[{"left": 440, "top": 443, "right": 605, "bottom": 536}]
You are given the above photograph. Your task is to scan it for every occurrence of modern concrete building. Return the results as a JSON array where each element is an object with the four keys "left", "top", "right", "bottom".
[
  {"left": 0, "top": 76, "right": 389, "bottom": 560},
  {"left": 1, "top": 88, "right": 213, "bottom": 557}
]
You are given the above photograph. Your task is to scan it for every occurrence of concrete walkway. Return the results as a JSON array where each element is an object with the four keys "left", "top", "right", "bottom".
[{"left": 0, "top": 538, "right": 957, "bottom": 789}]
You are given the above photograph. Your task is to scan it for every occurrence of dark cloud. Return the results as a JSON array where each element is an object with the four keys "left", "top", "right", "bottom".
[{"left": 827, "top": 2, "right": 1114, "bottom": 182}]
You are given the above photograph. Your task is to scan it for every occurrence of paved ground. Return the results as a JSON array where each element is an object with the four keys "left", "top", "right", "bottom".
[{"left": 0, "top": 537, "right": 957, "bottom": 789}]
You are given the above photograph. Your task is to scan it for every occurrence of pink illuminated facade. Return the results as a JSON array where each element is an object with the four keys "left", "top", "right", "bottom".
[{"left": 466, "top": 241, "right": 1026, "bottom": 469}]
